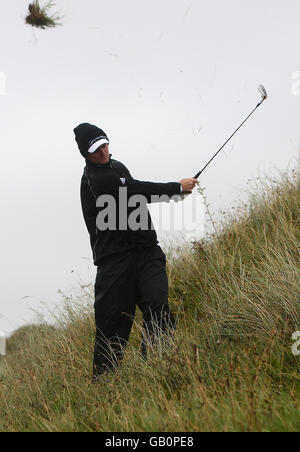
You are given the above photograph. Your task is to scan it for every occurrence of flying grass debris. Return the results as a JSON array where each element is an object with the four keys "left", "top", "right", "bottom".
[{"left": 25, "top": 1, "right": 62, "bottom": 29}]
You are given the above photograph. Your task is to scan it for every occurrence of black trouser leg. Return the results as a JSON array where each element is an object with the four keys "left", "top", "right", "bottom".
[
  {"left": 93, "top": 251, "right": 137, "bottom": 378},
  {"left": 93, "top": 246, "right": 176, "bottom": 378},
  {"left": 137, "top": 246, "right": 176, "bottom": 359}
]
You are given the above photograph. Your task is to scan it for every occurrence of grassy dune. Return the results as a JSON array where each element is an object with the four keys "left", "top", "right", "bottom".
[{"left": 0, "top": 168, "right": 299, "bottom": 432}]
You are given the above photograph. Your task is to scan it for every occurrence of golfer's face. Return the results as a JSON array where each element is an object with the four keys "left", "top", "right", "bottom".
[{"left": 90, "top": 143, "right": 110, "bottom": 164}]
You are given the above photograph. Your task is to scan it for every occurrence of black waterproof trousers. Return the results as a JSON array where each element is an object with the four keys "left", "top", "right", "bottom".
[{"left": 93, "top": 245, "right": 175, "bottom": 378}]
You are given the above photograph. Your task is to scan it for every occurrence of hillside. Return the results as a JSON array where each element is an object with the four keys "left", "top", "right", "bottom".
[{"left": 0, "top": 168, "right": 299, "bottom": 432}]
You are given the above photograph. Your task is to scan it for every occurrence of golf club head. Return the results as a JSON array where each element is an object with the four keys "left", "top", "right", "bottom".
[{"left": 258, "top": 84, "right": 268, "bottom": 101}]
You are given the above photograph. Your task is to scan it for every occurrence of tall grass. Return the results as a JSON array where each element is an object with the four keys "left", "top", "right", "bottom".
[{"left": 0, "top": 168, "right": 299, "bottom": 432}]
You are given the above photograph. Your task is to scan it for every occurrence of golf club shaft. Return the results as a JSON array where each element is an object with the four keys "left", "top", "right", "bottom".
[{"left": 194, "top": 98, "right": 266, "bottom": 179}]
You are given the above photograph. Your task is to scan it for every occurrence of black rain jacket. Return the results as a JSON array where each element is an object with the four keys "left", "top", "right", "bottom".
[{"left": 81, "top": 156, "right": 181, "bottom": 265}]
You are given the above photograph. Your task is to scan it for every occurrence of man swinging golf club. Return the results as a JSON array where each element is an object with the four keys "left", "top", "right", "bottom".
[
  {"left": 74, "top": 86, "right": 267, "bottom": 381},
  {"left": 74, "top": 123, "right": 197, "bottom": 381}
]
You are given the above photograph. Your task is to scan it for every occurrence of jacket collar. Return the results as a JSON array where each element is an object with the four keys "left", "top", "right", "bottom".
[{"left": 86, "top": 154, "right": 113, "bottom": 168}]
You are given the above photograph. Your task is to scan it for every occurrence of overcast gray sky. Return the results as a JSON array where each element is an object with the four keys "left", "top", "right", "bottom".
[{"left": 0, "top": 0, "right": 299, "bottom": 334}]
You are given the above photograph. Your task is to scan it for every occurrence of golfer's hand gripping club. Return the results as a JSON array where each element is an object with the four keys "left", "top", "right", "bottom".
[
  {"left": 173, "top": 178, "right": 198, "bottom": 203},
  {"left": 180, "top": 178, "right": 198, "bottom": 195}
]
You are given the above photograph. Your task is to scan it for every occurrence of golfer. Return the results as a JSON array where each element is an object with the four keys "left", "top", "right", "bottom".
[{"left": 74, "top": 123, "right": 197, "bottom": 380}]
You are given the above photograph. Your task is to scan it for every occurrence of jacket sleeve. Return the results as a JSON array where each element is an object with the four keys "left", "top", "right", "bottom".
[
  {"left": 126, "top": 177, "right": 181, "bottom": 202},
  {"left": 115, "top": 162, "right": 182, "bottom": 203},
  {"left": 87, "top": 161, "right": 181, "bottom": 203}
]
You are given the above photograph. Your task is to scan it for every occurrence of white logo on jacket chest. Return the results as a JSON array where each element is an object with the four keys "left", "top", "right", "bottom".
[{"left": 120, "top": 178, "right": 126, "bottom": 185}]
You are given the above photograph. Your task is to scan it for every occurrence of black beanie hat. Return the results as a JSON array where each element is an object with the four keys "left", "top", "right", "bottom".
[{"left": 73, "top": 123, "right": 109, "bottom": 158}]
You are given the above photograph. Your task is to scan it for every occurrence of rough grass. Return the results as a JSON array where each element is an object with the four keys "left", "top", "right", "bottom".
[{"left": 0, "top": 168, "right": 299, "bottom": 432}]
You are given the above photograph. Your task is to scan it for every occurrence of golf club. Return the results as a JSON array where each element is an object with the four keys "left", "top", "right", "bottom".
[{"left": 194, "top": 85, "right": 268, "bottom": 179}]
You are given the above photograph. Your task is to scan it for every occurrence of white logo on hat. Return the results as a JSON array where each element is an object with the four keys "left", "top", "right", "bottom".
[
  {"left": 88, "top": 136, "right": 107, "bottom": 147},
  {"left": 120, "top": 178, "right": 126, "bottom": 185}
]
